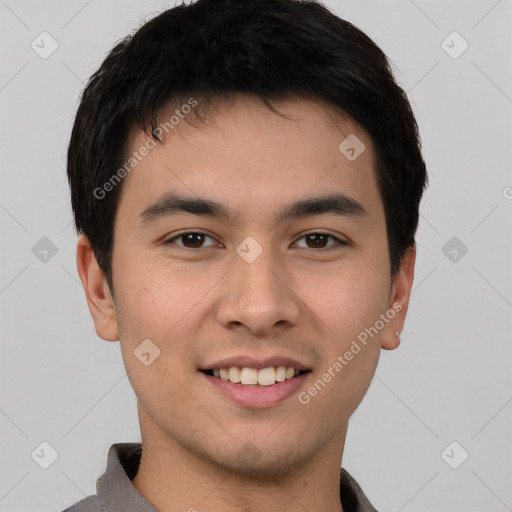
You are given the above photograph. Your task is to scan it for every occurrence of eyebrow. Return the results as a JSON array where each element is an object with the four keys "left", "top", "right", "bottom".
[{"left": 137, "top": 191, "right": 368, "bottom": 227}]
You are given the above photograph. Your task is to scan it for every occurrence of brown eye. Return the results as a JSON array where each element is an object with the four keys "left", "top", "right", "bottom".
[
  {"left": 295, "top": 233, "right": 346, "bottom": 250},
  {"left": 164, "top": 232, "right": 217, "bottom": 249},
  {"left": 305, "top": 234, "right": 329, "bottom": 249}
]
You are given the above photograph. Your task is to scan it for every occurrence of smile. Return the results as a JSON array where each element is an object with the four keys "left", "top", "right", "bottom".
[{"left": 202, "top": 366, "right": 311, "bottom": 386}]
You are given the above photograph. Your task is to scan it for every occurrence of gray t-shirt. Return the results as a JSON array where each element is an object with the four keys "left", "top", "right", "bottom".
[{"left": 62, "top": 443, "right": 379, "bottom": 512}]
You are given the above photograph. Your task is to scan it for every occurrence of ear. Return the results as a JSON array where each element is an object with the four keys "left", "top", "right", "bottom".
[
  {"left": 381, "top": 245, "right": 416, "bottom": 350},
  {"left": 76, "top": 235, "right": 119, "bottom": 342}
]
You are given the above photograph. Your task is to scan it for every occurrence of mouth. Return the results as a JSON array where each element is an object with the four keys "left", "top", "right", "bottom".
[
  {"left": 200, "top": 366, "right": 312, "bottom": 386},
  {"left": 199, "top": 365, "right": 313, "bottom": 408}
]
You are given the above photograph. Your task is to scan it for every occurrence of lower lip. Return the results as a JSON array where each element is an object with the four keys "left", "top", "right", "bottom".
[{"left": 200, "top": 371, "right": 311, "bottom": 408}]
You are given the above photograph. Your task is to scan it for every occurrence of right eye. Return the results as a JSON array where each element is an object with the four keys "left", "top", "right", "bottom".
[{"left": 163, "top": 231, "right": 219, "bottom": 250}]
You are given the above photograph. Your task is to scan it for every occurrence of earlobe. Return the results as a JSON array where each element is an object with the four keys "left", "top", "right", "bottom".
[
  {"left": 381, "top": 246, "right": 416, "bottom": 351},
  {"left": 76, "top": 235, "right": 119, "bottom": 342},
  {"left": 382, "top": 330, "right": 401, "bottom": 351}
]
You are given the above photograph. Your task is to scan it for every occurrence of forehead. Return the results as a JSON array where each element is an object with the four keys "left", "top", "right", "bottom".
[{"left": 116, "top": 95, "right": 383, "bottom": 227}]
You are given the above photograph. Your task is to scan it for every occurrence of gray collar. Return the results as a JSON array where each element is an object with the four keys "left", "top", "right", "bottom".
[{"left": 73, "top": 443, "right": 379, "bottom": 512}]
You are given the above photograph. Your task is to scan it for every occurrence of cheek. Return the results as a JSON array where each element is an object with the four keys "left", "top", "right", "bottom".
[
  {"left": 114, "top": 252, "right": 180, "bottom": 329},
  {"left": 112, "top": 264, "right": 196, "bottom": 411},
  {"left": 303, "top": 262, "right": 390, "bottom": 338},
  {"left": 112, "top": 256, "right": 220, "bottom": 360},
  {"left": 299, "top": 271, "right": 386, "bottom": 422}
]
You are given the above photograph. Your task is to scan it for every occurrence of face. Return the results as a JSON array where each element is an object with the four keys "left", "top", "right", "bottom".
[{"left": 78, "top": 95, "right": 414, "bottom": 478}]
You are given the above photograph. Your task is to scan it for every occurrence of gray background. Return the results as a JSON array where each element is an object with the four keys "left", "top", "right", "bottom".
[{"left": 1, "top": 0, "right": 511, "bottom": 510}]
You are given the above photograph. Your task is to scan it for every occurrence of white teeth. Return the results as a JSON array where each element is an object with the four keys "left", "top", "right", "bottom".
[
  {"left": 228, "top": 366, "right": 241, "bottom": 383},
  {"left": 240, "top": 367, "right": 258, "bottom": 385},
  {"left": 275, "top": 366, "right": 286, "bottom": 382},
  {"left": 211, "top": 366, "right": 303, "bottom": 385},
  {"left": 257, "top": 367, "right": 275, "bottom": 386}
]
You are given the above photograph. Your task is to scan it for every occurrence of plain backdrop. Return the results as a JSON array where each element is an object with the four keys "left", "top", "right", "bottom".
[{"left": 0, "top": 1, "right": 511, "bottom": 511}]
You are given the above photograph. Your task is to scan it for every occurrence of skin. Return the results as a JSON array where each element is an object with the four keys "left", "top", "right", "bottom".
[{"left": 77, "top": 94, "right": 415, "bottom": 512}]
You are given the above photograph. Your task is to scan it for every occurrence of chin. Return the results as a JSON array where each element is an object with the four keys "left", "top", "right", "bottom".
[{"left": 206, "top": 441, "right": 312, "bottom": 479}]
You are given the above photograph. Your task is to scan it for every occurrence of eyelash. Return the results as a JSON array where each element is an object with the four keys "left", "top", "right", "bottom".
[{"left": 163, "top": 231, "right": 348, "bottom": 251}]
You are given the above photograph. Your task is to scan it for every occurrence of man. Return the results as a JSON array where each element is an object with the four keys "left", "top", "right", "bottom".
[{"left": 63, "top": 0, "right": 427, "bottom": 510}]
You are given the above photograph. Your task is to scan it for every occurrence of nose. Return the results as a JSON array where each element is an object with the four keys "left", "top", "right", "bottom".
[{"left": 216, "top": 247, "right": 301, "bottom": 335}]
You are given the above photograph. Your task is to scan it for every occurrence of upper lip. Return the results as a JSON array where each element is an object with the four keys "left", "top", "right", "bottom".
[{"left": 199, "top": 355, "right": 311, "bottom": 371}]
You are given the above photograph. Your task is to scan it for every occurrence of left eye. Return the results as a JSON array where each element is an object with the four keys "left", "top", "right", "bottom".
[
  {"left": 294, "top": 233, "right": 346, "bottom": 249},
  {"left": 164, "top": 232, "right": 345, "bottom": 250}
]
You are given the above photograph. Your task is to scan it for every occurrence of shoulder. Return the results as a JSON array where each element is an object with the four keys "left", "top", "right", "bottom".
[
  {"left": 61, "top": 494, "right": 104, "bottom": 512},
  {"left": 340, "top": 468, "right": 380, "bottom": 512}
]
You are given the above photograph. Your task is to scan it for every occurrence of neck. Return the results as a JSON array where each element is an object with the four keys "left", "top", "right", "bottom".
[{"left": 131, "top": 406, "right": 347, "bottom": 512}]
